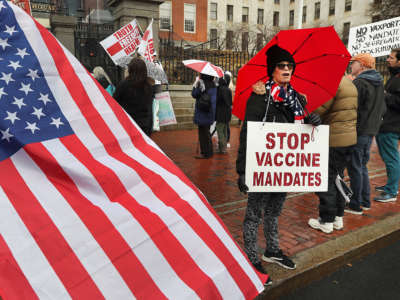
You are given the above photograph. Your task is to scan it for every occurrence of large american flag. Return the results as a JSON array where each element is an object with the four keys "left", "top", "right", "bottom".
[{"left": 0, "top": 2, "right": 266, "bottom": 299}]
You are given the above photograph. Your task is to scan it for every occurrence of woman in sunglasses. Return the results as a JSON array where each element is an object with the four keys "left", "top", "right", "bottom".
[{"left": 236, "top": 45, "right": 321, "bottom": 278}]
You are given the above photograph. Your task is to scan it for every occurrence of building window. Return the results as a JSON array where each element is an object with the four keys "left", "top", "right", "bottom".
[
  {"left": 226, "top": 30, "right": 233, "bottom": 49},
  {"left": 210, "top": 29, "right": 218, "bottom": 49},
  {"left": 342, "top": 22, "right": 350, "bottom": 45},
  {"left": 274, "top": 0, "right": 280, "bottom": 3},
  {"left": 242, "top": 7, "right": 249, "bottom": 23},
  {"left": 345, "top": 0, "right": 352, "bottom": 11},
  {"left": 257, "top": 9, "right": 264, "bottom": 25},
  {"left": 329, "top": 0, "right": 335, "bottom": 15},
  {"left": 289, "top": 10, "right": 294, "bottom": 26},
  {"left": 242, "top": 32, "right": 249, "bottom": 51},
  {"left": 273, "top": 11, "right": 279, "bottom": 26},
  {"left": 302, "top": 6, "right": 307, "bottom": 23},
  {"left": 227, "top": 5, "right": 233, "bottom": 22},
  {"left": 314, "top": 2, "right": 320, "bottom": 20},
  {"left": 257, "top": 33, "right": 263, "bottom": 51},
  {"left": 159, "top": 1, "right": 171, "bottom": 31},
  {"left": 184, "top": 3, "right": 196, "bottom": 33},
  {"left": 210, "top": 2, "right": 217, "bottom": 20}
]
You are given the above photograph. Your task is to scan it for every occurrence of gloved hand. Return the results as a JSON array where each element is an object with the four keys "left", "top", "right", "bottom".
[
  {"left": 237, "top": 174, "right": 249, "bottom": 194},
  {"left": 305, "top": 113, "right": 321, "bottom": 126}
]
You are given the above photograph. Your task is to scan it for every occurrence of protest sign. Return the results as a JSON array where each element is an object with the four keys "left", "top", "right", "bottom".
[
  {"left": 10, "top": 0, "right": 31, "bottom": 14},
  {"left": 245, "top": 122, "right": 329, "bottom": 193},
  {"left": 348, "top": 16, "right": 400, "bottom": 57},
  {"left": 155, "top": 92, "right": 177, "bottom": 126},
  {"left": 138, "top": 19, "right": 155, "bottom": 62},
  {"left": 100, "top": 19, "right": 141, "bottom": 67}
]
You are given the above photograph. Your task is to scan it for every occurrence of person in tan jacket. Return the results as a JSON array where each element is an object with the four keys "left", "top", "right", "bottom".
[{"left": 308, "top": 76, "right": 358, "bottom": 233}]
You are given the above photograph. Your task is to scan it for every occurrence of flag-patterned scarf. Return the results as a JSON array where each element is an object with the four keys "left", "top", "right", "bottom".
[{"left": 265, "top": 80, "right": 305, "bottom": 122}]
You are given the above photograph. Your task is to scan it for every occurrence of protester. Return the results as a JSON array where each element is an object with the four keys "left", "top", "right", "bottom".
[
  {"left": 308, "top": 76, "right": 358, "bottom": 233},
  {"left": 113, "top": 58, "right": 154, "bottom": 136},
  {"left": 374, "top": 48, "right": 400, "bottom": 203},
  {"left": 215, "top": 72, "right": 233, "bottom": 153},
  {"left": 236, "top": 45, "right": 321, "bottom": 276},
  {"left": 192, "top": 74, "right": 217, "bottom": 159},
  {"left": 345, "top": 53, "right": 386, "bottom": 214},
  {"left": 93, "top": 66, "right": 115, "bottom": 95}
]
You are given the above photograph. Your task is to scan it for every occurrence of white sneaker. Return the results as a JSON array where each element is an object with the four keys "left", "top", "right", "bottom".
[
  {"left": 333, "top": 216, "right": 343, "bottom": 230},
  {"left": 308, "top": 218, "right": 333, "bottom": 234}
]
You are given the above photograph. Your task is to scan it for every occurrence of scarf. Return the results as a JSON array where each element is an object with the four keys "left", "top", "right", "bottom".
[{"left": 265, "top": 79, "right": 305, "bottom": 122}]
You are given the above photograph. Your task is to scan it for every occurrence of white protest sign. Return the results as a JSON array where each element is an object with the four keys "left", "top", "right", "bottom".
[
  {"left": 246, "top": 122, "right": 329, "bottom": 193},
  {"left": 155, "top": 92, "right": 177, "bottom": 126},
  {"left": 100, "top": 19, "right": 141, "bottom": 67},
  {"left": 348, "top": 16, "right": 400, "bottom": 57}
]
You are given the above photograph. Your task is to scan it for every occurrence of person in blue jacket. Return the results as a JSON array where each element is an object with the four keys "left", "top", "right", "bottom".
[{"left": 192, "top": 73, "right": 217, "bottom": 159}]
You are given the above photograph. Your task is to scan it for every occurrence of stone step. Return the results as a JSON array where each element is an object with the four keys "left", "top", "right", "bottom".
[
  {"left": 172, "top": 101, "right": 195, "bottom": 109},
  {"left": 176, "top": 114, "right": 194, "bottom": 123},
  {"left": 174, "top": 108, "right": 194, "bottom": 115},
  {"left": 160, "top": 122, "right": 195, "bottom": 131}
]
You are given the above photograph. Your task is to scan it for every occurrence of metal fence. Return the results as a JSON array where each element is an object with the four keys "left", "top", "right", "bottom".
[
  {"left": 159, "top": 39, "right": 391, "bottom": 85},
  {"left": 159, "top": 39, "right": 251, "bottom": 85}
]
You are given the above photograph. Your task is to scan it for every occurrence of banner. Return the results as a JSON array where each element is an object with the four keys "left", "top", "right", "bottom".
[
  {"left": 10, "top": 0, "right": 30, "bottom": 14},
  {"left": 137, "top": 19, "right": 155, "bottom": 62},
  {"left": 348, "top": 16, "right": 400, "bottom": 57},
  {"left": 245, "top": 122, "right": 329, "bottom": 193},
  {"left": 100, "top": 19, "right": 141, "bottom": 67},
  {"left": 155, "top": 92, "right": 177, "bottom": 126}
]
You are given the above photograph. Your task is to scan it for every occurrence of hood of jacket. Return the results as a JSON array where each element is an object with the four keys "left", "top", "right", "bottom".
[
  {"left": 252, "top": 81, "right": 266, "bottom": 95},
  {"left": 357, "top": 69, "right": 383, "bottom": 86}
]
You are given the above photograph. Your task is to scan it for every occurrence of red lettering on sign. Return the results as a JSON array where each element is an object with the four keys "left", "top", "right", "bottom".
[
  {"left": 287, "top": 133, "right": 298, "bottom": 150},
  {"left": 301, "top": 133, "right": 310, "bottom": 149},
  {"left": 274, "top": 153, "right": 283, "bottom": 166},
  {"left": 283, "top": 172, "right": 292, "bottom": 186},
  {"left": 315, "top": 172, "right": 321, "bottom": 186},
  {"left": 253, "top": 172, "right": 264, "bottom": 186},
  {"left": 266, "top": 133, "right": 275, "bottom": 149},
  {"left": 277, "top": 132, "right": 287, "bottom": 149},
  {"left": 312, "top": 153, "right": 320, "bottom": 167},
  {"left": 264, "top": 153, "right": 272, "bottom": 166},
  {"left": 255, "top": 152, "right": 265, "bottom": 166}
]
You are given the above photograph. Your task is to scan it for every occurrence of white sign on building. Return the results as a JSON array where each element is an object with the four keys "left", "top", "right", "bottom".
[
  {"left": 348, "top": 16, "right": 400, "bottom": 57},
  {"left": 245, "top": 122, "right": 329, "bottom": 193}
]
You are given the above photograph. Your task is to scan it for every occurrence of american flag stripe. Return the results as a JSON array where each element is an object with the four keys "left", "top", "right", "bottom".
[
  {"left": 28, "top": 140, "right": 168, "bottom": 299},
  {"left": 17, "top": 14, "right": 202, "bottom": 297},
  {"left": 0, "top": 235, "right": 38, "bottom": 300},
  {"left": 5, "top": 3, "right": 266, "bottom": 298},
  {"left": 52, "top": 137, "right": 223, "bottom": 299},
  {"left": 0, "top": 185, "right": 71, "bottom": 299},
  {"left": 9, "top": 150, "right": 135, "bottom": 299},
  {"left": 32, "top": 13, "right": 257, "bottom": 299}
]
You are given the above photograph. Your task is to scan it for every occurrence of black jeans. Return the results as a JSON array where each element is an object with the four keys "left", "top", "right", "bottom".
[
  {"left": 198, "top": 125, "right": 213, "bottom": 157},
  {"left": 316, "top": 146, "right": 353, "bottom": 222}
]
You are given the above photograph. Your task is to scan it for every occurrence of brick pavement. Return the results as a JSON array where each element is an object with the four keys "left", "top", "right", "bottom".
[{"left": 152, "top": 126, "right": 400, "bottom": 259}]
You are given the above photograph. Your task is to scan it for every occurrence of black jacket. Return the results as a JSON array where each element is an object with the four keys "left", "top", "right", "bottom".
[
  {"left": 215, "top": 78, "right": 232, "bottom": 123},
  {"left": 379, "top": 67, "right": 400, "bottom": 134},
  {"left": 236, "top": 89, "right": 307, "bottom": 175},
  {"left": 353, "top": 69, "right": 386, "bottom": 136},
  {"left": 113, "top": 79, "right": 154, "bottom": 136}
]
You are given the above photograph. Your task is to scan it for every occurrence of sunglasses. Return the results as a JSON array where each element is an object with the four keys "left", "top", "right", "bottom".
[{"left": 276, "top": 63, "right": 294, "bottom": 70}]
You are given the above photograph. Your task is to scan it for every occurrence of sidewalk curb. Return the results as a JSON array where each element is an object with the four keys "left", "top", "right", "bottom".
[{"left": 257, "top": 212, "right": 400, "bottom": 299}]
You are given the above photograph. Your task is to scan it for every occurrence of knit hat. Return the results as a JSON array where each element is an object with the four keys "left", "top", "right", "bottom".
[
  {"left": 266, "top": 45, "right": 296, "bottom": 77},
  {"left": 350, "top": 53, "right": 375, "bottom": 69}
]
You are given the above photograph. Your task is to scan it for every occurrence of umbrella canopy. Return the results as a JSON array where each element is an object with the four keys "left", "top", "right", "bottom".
[
  {"left": 144, "top": 59, "right": 169, "bottom": 84},
  {"left": 182, "top": 59, "right": 224, "bottom": 78},
  {"left": 233, "top": 26, "right": 351, "bottom": 120}
]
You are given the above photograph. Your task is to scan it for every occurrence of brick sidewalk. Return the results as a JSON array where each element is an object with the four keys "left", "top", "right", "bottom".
[{"left": 152, "top": 126, "right": 400, "bottom": 259}]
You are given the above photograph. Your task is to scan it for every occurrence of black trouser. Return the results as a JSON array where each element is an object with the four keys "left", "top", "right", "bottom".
[
  {"left": 316, "top": 146, "right": 353, "bottom": 222},
  {"left": 198, "top": 125, "right": 213, "bottom": 157}
]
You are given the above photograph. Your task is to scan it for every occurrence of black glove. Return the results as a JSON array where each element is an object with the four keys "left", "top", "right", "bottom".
[
  {"left": 237, "top": 174, "right": 249, "bottom": 194},
  {"left": 305, "top": 113, "right": 321, "bottom": 126}
]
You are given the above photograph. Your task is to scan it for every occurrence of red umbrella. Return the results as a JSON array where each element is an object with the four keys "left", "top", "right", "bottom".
[
  {"left": 233, "top": 26, "right": 351, "bottom": 120},
  {"left": 182, "top": 59, "right": 224, "bottom": 78}
]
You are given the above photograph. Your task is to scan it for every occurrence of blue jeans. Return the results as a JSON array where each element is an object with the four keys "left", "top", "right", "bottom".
[
  {"left": 348, "top": 135, "right": 373, "bottom": 209},
  {"left": 376, "top": 132, "right": 400, "bottom": 195}
]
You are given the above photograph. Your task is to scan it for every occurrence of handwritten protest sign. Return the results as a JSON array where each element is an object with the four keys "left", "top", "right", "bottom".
[
  {"left": 155, "top": 92, "right": 177, "bottom": 126},
  {"left": 348, "top": 16, "right": 400, "bottom": 57},
  {"left": 246, "top": 122, "right": 329, "bottom": 193},
  {"left": 100, "top": 19, "right": 141, "bottom": 67}
]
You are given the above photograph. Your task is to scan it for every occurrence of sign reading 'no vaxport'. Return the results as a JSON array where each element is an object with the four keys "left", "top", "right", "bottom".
[
  {"left": 348, "top": 16, "right": 400, "bottom": 57},
  {"left": 245, "top": 122, "right": 329, "bottom": 193}
]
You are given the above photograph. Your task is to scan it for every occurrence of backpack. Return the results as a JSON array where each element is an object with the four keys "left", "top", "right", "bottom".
[{"left": 198, "top": 92, "right": 211, "bottom": 112}]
